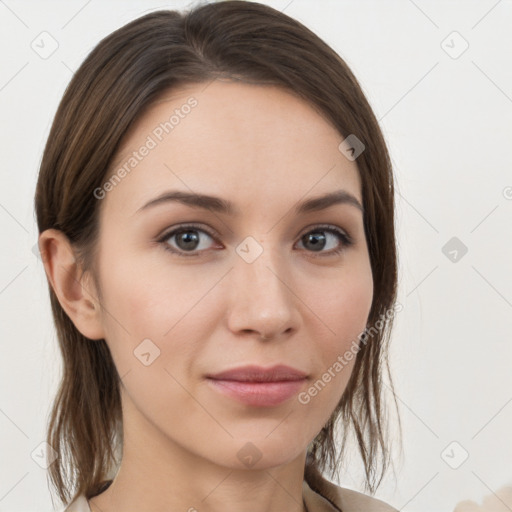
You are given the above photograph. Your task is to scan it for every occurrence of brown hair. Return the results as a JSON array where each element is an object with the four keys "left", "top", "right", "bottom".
[{"left": 35, "top": 0, "right": 401, "bottom": 506}]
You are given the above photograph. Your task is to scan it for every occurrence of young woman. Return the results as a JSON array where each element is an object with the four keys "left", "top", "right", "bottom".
[{"left": 35, "top": 2, "right": 401, "bottom": 511}]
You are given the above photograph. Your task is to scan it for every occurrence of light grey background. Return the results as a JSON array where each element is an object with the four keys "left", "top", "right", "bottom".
[{"left": 1, "top": 0, "right": 511, "bottom": 510}]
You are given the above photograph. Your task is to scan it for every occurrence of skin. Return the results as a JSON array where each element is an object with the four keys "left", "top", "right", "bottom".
[{"left": 40, "top": 79, "right": 373, "bottom": 512}]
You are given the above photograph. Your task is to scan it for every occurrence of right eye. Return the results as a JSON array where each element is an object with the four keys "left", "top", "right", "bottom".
[{"left": 158, "top": 224, "right": 220, "bottom": 257}]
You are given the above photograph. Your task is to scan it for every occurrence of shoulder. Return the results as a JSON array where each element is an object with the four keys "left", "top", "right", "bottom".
[
  {"left": 303, "top": 466, "right": 398, "bottom": 512},
  {"left": 59, "top": 494, "right": 90, "bottom": 512},
  {"left": 60, "top": 476, "right": 398, "bottom": 512}
]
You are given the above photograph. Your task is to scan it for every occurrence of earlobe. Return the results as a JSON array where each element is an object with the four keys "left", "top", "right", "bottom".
[{"left": 38, "top": 229, "right": 105, "bottom": 340}]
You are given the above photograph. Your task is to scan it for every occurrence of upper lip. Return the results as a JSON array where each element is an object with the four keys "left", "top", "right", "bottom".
[{"left": 206, "top": 364, "right": 308, "bottom": 382}]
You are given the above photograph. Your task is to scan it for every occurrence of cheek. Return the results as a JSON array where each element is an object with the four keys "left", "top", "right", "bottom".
[
  {"left": 99, "top": 248, "right": 188, "bottom": 334},
  {"left": 97, "top": 251, "right": 217, "bottom": 375},
  {"left": 298, "top": 277, "right": 372, "bottom": 431},
  {"left": 314, "top": 261, "right": 373, "bottom": 346},
  {"left": 305, "top": 259, "right": 373, "bottom": 406}
]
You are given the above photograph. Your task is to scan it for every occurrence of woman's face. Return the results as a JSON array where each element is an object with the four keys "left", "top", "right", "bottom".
[{"left": 89, "top": 79, "right": 373, "bottom": 470}]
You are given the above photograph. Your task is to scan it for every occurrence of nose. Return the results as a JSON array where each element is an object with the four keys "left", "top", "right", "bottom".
[{"left": 226, "top": 240, "right": 301, "bottom": 341}]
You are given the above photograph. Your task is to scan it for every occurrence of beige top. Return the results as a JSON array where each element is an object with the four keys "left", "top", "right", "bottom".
[{"left": 62, "top": 470, "right": 397, "bottom": 512}]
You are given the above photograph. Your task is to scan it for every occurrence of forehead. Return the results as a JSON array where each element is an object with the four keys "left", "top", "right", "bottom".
[{"left": 101, "top": 80, "right": 362, "bottom": 218}]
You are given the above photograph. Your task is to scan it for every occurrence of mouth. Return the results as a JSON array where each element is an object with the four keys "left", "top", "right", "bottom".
[{"left": 205, "top": 364, "right": 308, "bottom": 407}]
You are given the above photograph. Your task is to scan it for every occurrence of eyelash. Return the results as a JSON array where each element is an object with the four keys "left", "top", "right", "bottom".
[{"left": 156, "top": 223, "right": 354, "bottom": 258}]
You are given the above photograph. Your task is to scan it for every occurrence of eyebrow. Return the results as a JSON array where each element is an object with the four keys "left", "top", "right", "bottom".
[{"left": 135, "top": 189, "right": 364, "bottom": 216}]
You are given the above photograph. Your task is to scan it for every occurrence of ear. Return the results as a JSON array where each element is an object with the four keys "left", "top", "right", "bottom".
[{"left": 38, "top": 229, "right": 105, "bottom": 340}]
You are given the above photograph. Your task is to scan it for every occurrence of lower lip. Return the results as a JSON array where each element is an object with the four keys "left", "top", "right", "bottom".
[{"left": 206, "top": 378, "right": 306, "bottom": 407}]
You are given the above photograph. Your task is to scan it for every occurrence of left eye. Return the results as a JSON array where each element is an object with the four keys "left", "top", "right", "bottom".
[
  {"left": 158, "top": 224, "right": 352, "bottom": 257},
  {"left": 296, "top": 226, "right": 352, "bottom": 255}
]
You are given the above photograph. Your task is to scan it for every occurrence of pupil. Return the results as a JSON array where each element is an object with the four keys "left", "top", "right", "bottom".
[
  {"left": 305, "top": 232, "right": 325, "bottom": 251},
  {"left": 178, "top": 230, "right": 199, "bottom": 250}
]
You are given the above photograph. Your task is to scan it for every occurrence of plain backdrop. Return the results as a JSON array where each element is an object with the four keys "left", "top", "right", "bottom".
[{"left": 1, "top": 1, "right": 511, "bottom": 511}]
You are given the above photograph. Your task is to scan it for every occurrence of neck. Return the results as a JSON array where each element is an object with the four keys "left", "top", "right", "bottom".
[
  {"left": 90, "top": 449, "right": 308, "bottom": 512},
  {"left": 89, "top": 394, "right": 308, "bottom": 512}
]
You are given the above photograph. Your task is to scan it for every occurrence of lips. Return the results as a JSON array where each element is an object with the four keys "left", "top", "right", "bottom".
[
  {"left": 206, "top": 364, "right": 308, "bottom": 407},
  {"left": 206, "top": 364, "right": 308, "bottom": 383}
]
